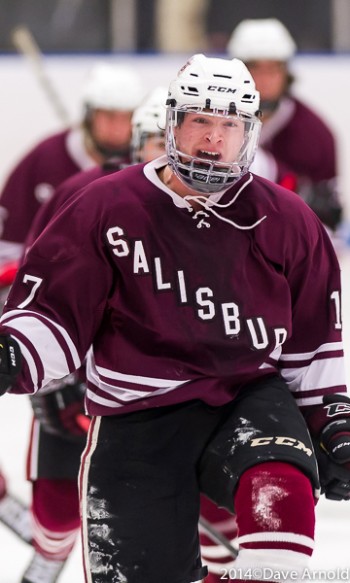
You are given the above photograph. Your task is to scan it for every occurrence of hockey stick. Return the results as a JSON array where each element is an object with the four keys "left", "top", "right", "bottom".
[
  {"left": 199, "top": 516, "right": 239, "bottom": 558},
  {"left": 11, "top": 25, "right": 71, "bottom": 125},
  {"left": 0, "top": 493, "right": 33, "bottom": 544}
]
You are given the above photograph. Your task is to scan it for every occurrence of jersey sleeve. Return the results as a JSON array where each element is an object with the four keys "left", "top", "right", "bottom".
[
  {"left": 0, "top": 187, "right": 114, "bottom": 395},
  {"left": 278, "top": 217, "right": 347, "bottom": 407}
]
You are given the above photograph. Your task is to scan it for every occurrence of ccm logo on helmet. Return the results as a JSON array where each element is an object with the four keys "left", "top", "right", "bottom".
[
  {"left": 208, "top": 85, "right": 237, "bottom": 93},
  {"left": 250, "top": 436, "right": 312, "bottom": 456}
]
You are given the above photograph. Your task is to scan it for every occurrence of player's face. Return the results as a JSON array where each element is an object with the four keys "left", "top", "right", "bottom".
[
  {"left": 174, "top": 112, "right": 245, "bottom": 164},
  {"left": 90, "top": 109, "right": 133, "bottom": 150},
  {"left": 141, "top": 133, "right": 165, "bottom": 162},
  {"left": 246, "top": 60, "right": 288, "bottom": 102}
]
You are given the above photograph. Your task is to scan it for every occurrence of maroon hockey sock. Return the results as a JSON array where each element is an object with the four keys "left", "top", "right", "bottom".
[
  {"left": 32, "top": 478, "right": 80, "bottom": 560},
  {"left": 232, "top": 461, "right": 316, "bottom": 578}
]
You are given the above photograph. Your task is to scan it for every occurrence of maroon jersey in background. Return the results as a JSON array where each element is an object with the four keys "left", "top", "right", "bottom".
[
  {"left": 1, "top": 156, "right": 346, "bottom": 415},
  {"left": 261, "top": 96, "right": 336, "bottom": 182},
  {"left": 24, "top": 162, "right": 122, "bottom": 252},
  {"left": 260, "top": 96, "right": 342, "bottom": 230},
  {"left": 0, "top": 128, "right": 95, "bottom": 262}
]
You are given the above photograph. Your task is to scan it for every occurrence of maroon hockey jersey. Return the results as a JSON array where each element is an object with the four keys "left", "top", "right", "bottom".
[
  {"left": 1, "top": 157, "right": 346, "bottom": 416},
  {"left": 261, "top": 96, "right": 336, "bottom": 182},
  {"left": 0, "top": 129, "right": 95, "bottom": 262},
  {"left": 24, "top": 164, "right": 122, "bottom": 251}
]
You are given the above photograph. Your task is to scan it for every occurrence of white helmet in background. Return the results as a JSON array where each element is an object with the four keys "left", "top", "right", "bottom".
[
  {"left": 131, "top": 86, "right": 168, "bottom": 163},
  {"left": 166, "top": 53, "right": 261, "bottom": 193},
  {"left": 227, "top": 18, "right": 297, "bottom": 62},
  {"left": 82, "top": 62, "right": 144, "bottom": 111}
]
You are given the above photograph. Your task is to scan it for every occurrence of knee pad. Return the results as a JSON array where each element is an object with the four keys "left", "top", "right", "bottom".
[{"left": 233, "top": 461, "right": 316, "bottom": 578}]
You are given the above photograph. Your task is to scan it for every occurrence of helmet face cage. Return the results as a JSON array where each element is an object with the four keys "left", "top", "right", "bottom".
[
  {"left": 166, "top": 105, "right": 261, "bottom": 194},
  {"left": 165, "top": 54, "right": 261, "bottom": 194}
]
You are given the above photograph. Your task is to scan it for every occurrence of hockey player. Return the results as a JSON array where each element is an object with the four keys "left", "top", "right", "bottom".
[
  {"left": 0, "top": 61, "right": 144, "bottom": 266},
  {"left": 0, "top": 54, "right": 349, "bottom": 583},
  {"left": 25, "top": 86, "right": 168, "bottom": 253},
  {"left": 12, "top": 86, "right": 168, "bottom": 583},
  {"left": 227, "top": 18, "right": 343, "bottom": 233},
  {"left": 0, "top": 63, "right": 144, "bottom": 583}
]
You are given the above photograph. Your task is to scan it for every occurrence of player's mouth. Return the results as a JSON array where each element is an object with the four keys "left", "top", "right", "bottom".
[{"left": 197, "top": 149, "right": 221, "bottom": 161}]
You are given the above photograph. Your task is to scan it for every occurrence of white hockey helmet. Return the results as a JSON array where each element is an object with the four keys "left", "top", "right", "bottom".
[
  {"left": 131, "top": 86, "right": 167, "bottom": 163},
  {"left": 81, "top": 62, "right": 144, "bottom": 111},
  {"left": 166, "top": 53, "right": 261, "bottom": 193},
  {"left": 227, "top": 18, "right": 297, "bottom": 62}
]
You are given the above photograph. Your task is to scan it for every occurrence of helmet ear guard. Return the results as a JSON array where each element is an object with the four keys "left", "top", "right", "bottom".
[
  {"left": 165, "top": 54, "right": 262, "bottom": 194},
  {"left": 131, "top": 86, "right": 168, "bottom": 164}
]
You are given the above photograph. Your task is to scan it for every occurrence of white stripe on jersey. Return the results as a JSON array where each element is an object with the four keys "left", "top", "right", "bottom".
[
  {"left": 282, "top": 356, "right": 346, "bottom": 395},
  {"left": 85, "top": 388, "right": 123, "bottom": 408},
  {"left": 16, "top": 337, "right": 40, "bottom": 391},
  {"left": 95, "top": 363, "right": 190, "bottom": 389},
  {"left": 259, "top": 341, "right": 346, "bottom": 405},
  {"left": 279, "top": 341, "right": 343, "bottom": 361},
  {"left": 86, "top": 351, "right": 190, "bottom": 408},
  {"left": 1, "top": 309, "right": 81, "bottom": 390}
]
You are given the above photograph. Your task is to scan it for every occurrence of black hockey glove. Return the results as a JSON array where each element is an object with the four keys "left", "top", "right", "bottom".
[
  {"left": 298, "top": 177, "right": 343, "bottom": 231},
  {"left": 0, "top": 334, "right": 21, "bottom": 396},
  {"left": 30, "top": 374, "right": 90, "bottom": 441},
  {"left": 306, "top": 394, "right": 350, "bottom": 500}
]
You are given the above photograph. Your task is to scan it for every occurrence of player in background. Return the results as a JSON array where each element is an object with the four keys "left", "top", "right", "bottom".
[
  {"left": 227, "top": 18, "right": 343, "bottom": 237},
  {"left": 25, "top": 85, "right": 169, "bottom": 251},
  {"left": 0, "top": 53, "right": 349, "bottom": 583},
  {"left": 0, "top": 61, "right": 144, "bottom": 267},
  {"left": 0, "top": 63, "right": 144, "bottom": 583}
]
